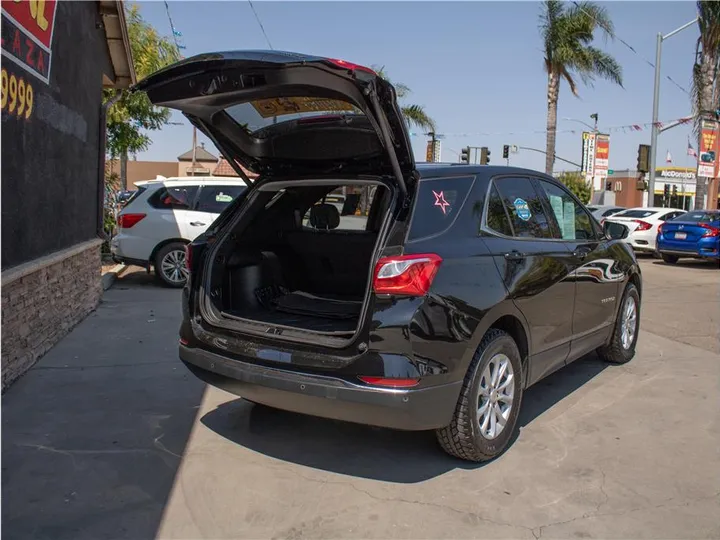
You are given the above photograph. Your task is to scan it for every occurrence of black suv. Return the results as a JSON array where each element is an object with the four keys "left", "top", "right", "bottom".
[{"left": 138, "top": 51, "right": 641, "bottom": 461}]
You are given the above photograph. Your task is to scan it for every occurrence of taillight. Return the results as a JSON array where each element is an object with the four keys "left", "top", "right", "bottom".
[
  {"left": 184, "top": 244, "right": 193, "bottom": 271},
  {"left": 118, "top": 213, "right": 146, "bottom": 228},
  {"left": 325, "top": 58, "right": 377, "bottom": 75},
  {"left": 699, "top": 223, "right": 720, "bottom": 237},
  {"left": 358, "top": 376, "right": 419, "bottom": 388},
  {"left": 633, "top": 220, "right": 652, "bottom": 231},
  {"left": 373, "top": 253, "right": 442, "bottom": 296}
]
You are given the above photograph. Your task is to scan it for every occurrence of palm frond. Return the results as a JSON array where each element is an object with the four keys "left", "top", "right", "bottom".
[{"left": 401, "top": 104, "right": 436, "bottom": 132}]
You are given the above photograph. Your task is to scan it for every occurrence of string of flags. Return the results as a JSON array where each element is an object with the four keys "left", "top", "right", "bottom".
[
  {"left": 163, "top": 1, "right": 186, "bottom": 57},
  {"left": 409, "top": 115, "right": 695, "bottom": 139}
]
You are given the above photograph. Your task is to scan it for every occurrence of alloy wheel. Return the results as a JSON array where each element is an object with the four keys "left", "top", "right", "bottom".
[
  {"left": 477, "top": 353, "right": 515, "bottom": 440},
  {"left": 620, "top": 296, "right": 637, "bottom": 350},
  {"left": 160, "top": 249, "right": 188, "bottom": 285}
]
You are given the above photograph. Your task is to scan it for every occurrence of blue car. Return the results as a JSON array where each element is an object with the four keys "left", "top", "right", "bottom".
[{"left": 657, "top": 210, "right": 720, "bottom": 264}]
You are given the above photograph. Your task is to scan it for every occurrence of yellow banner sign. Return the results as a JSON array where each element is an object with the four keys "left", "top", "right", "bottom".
[{"left": 251, "top": 97, "right": 356, "bottom": 119}]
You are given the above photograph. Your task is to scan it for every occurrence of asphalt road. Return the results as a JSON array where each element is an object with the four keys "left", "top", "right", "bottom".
[{"left": 2, "top": 257, "right": 719, "bottom": 540}]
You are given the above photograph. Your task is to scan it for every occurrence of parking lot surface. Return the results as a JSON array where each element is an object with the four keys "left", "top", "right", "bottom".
[{"left": 3, "top": 258, "right": 719, "bottom": 539}]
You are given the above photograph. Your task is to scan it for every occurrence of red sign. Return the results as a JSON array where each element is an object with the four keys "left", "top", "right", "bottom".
[
  {"left": 593, "top": 134, "right": 610, "bottom": 178},
  {"left": 1, "top": 0, "right": 57, "bottom": 83}
]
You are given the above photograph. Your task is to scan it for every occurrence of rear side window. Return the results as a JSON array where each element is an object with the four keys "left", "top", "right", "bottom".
[
  {"left": 407, "top": 176, "right": 474, "bottom": 241},
  {"left": 148, "top": 186, "right": 198, "bottom": 210},
  {"left": 485, "top": 184, "right": 514, "bottom": 236},
  {"left": 679, "top": 211, "right": 720, "bottom": 222},
  {"left": 493, "top": 177, "right": 553, "bottom": 239},
  {"left": 196, "top": 185, "right": 246, "bottom": 213},
  {"left": 615, "top": 209, "right": 656, "bottom": 218}
]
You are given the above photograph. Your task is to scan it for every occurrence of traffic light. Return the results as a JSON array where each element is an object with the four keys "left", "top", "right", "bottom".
[
  {"left": 460, "top": 146, "right": 470, "bottom": 164},
  {"left": 480, "top": 147, "right": 491, "bottom": 165},
  {"left": 502, "top": 145, "right": 510, "bottom": 159},
  {"left": 663, "top": 184, "right": 670, "bottom": 201},
  {"left": 637, "top": 144, "right": 650, "bottom": 173},
  {"left": 672, "top": 185, "right": 678, "bottom": 196}
]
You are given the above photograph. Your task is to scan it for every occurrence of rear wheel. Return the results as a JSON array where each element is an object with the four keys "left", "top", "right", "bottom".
[
  {"left": 436, "top": 329, "right": 523, "bottom": 462},
  {"left": 154, "top": 242, "right": 189, "bottom": 288},
  {"left": 661, "top": 253, "right": 679, "bottom": 264},
  {"left": 597, "top": 283, "right": 640, "bottom": 365}
]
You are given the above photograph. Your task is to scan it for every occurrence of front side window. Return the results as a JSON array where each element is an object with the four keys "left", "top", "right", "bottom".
[
  {"left": 492, "top": 177, "right": 552, "bottom": 239},
  {"left": 196, "top": 185, "right": 246, "bottom": 213},
  {"left": 537, "top": 180, "right": 595, "bottom": 240}
]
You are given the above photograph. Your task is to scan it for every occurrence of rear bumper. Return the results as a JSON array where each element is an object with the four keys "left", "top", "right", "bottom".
[
  {"left": 625, "top": 230, "right": 656, "bottom": 251},
  {"left": 658, "top": 237, "right": 720, "bottom": 259},
  {"left": 179, "top": 344, "right": 461, "bottom": 431}
]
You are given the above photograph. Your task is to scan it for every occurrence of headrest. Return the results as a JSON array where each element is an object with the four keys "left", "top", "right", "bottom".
[{"left": 309, "top": 203, "right": 340, "bottom": 230}]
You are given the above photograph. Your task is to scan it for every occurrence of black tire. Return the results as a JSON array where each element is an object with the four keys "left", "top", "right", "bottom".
[
  {"left": 661, "top": 253, "right": 679, "bottom": 264},
  {"left": 154, "top": 242, "right": 188, "bottom": 288},
  {"left": 596, "top": 283, "right": 640, "bottom": 365},
  {"left": 436, "top": 329, "right": 524, "bottom": 462}
]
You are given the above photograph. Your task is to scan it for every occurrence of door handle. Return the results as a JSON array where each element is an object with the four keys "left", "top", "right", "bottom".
[
  {"left": 189, "top": 221, "right": 206, "bottom": 227},
  {"left": 504, "top": 250, "right": 526, "bottom": 261},
  {"left": 573, "top": 248, "right": 592, "bottom": 260}
]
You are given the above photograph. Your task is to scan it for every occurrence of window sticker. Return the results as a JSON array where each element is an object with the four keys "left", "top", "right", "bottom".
[
  {"left": 433, "top": 190, "right": 450, "bottom": 215},
  {"left": 513, "top": 197, "right": 531, "bottom": 221},
  {"left": 215, "top": 192, "right": 233, "bottom": 203}
]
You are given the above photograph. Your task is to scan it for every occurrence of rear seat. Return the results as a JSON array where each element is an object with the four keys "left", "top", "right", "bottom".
[{"left": 286, "top": 204, "right": 376, "bottom": 297}]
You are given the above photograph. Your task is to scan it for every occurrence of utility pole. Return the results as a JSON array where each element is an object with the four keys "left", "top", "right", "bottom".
[
  {"left": 428, "top": 131, "right": 437, "bottom": 162},
  {"left": 648, "top": 17, "right": 699, "bottom": 205},
  {"left": 590, "top": 113, "right": 599, "bottom": 133}
]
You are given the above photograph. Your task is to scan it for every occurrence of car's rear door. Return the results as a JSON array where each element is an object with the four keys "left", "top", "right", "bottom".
[
  {"left": 134, "top": 51, "right": 415, "bottom": 195},
  {"left": 480, "top": 175, "right": 574, "bottom": 385}
]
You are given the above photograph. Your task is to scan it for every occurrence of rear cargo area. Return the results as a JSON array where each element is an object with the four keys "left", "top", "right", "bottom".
[{"left": 203, "top": 181, "right": 392, "bottom": 337}]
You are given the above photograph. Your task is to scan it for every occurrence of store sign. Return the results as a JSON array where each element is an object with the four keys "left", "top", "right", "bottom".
[
  {"left": 1, "top": 0, "right": 58, "bottom": 84},
  {"left": 581, "top": 131, "right": 595, "bottom": 183},
  {"left": 697, "top": 119, "right": 718, "bottom": 178},
  {"left": 658, "top": 169, "right": 696, "bottom": 181},
  {"left": 593, "top": 133, "right": 610, "bottom": 179}
]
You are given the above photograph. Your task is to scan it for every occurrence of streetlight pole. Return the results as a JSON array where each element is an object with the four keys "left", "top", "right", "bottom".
[{"left": 648, "top": 17, "right": 699, "bottom": 205}]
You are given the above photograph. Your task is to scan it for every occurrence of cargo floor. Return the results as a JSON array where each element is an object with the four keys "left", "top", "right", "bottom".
[{"left": 222, "top": 308, "right": 358, "bottom": 333}]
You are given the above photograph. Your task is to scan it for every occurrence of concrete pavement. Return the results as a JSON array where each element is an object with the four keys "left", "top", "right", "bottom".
[{"left": 2, "top": 262, "right": 719, "bottom": 539}]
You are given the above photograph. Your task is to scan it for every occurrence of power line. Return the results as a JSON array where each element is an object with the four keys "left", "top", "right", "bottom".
[
  {"left": 247, "top": 0, "right": 273, "bottom": 50},
  {"left": 571, "top": 1, "right": 689, "bottom": 95}
]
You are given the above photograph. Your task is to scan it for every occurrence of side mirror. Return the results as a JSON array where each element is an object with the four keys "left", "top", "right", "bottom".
[{"left": 604, "top": 221, "right": 629, "bottom": 240}]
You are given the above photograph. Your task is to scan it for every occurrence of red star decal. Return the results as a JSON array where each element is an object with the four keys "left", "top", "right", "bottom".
[{"left": 433, "top": 190, "right": 450, "bottom": 215}]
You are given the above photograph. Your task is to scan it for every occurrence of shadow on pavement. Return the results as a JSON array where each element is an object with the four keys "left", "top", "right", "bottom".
[
  {"left": 200, "top": 353, "right": 609, "bottom": 483},
  {"left": 1, "top": 282, "right": 203, "bottom": 540}
]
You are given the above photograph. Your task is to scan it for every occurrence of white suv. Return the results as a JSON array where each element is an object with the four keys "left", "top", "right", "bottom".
[{"left": 111, "top": 177, "right": 247, "bottom": 287}]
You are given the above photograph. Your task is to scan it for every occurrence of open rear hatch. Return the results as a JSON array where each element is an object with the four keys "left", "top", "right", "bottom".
[
  {"left": 135, "top": 51, "right": 418, "bottom": 347},
  {"left": 134, "top": 50, "right": 415, "bottom": 191}
]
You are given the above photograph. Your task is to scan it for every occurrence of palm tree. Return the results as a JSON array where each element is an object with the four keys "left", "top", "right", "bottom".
[
  {"left": 690, "top": 1, "right": 720, "bottom": 210},
  {"left": 373, "top": 66, "right": 436, "bottom": 132},
  {"left": 539, "top": 1, "right": 623, "bottom": 175}
]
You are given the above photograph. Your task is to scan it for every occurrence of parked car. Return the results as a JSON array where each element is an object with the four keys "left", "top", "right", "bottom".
[
  {"left": 656, "top": 210, "right": 720, "bottom": 264},
  {"left": 111, "top": 176, "right": 247, "bottom": 287},
  {"left": 604, "top": 207, "right": 685, "bottom": 254},
  {"left": 138, "top": 50, "right": 641, "bottom": 462},
  {"left": 116, "top": 190, "right": 137, "bottom": 207},
  {"left": 586, "top": 205, "right": 625, "bottom": 225}
]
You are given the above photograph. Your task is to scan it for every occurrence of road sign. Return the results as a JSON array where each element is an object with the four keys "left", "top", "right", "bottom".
[{"left": 608, "top": 169, "right": 614, "bottom": 175}]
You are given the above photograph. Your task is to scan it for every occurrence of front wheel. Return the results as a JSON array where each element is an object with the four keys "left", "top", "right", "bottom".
[
  {"left": 154, "top": 242, "right": 189, "bottom": 288},
  {"left": 661, "top": 253, "right": 679, "bottom": 264},
  {"left": 436, "top": 329, "right": 524, "bottom": 462},
  {"left": 596, "top": 283, "right": 640, "bottom": 365}
]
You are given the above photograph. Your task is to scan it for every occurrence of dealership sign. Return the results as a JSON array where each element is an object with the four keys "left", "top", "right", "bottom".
[
  {"left": 593, "top": 133, "right": 610, "bottom": 179},
  {"left": 581, "top": 131, "right": 596, "bottom": 183},
  {"left": 697, "top": 119, "right": 718, "bottom": 178},
  {"left": 1, "top": 0, "right": 57, "bottom": 84}
]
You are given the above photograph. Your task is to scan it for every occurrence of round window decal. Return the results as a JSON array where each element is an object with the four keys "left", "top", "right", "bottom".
[{"left": 513, "top": 198, "right": 531, "bottom": 221}]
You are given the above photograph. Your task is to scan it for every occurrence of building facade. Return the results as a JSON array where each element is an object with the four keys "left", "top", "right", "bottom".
[{"left": 1, "top": 1, "right": 134, "bottom": 390}]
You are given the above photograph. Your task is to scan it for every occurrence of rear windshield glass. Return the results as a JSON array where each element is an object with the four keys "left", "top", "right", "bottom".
[
  {"left": 407, "top": 176, "right": 475, "bottom": 241},
  {"left": 676, "top": 211, "right": 720, "bottom": 222},
  {"left": 122, "top": 187, "right": 146, "bottom": 208},
  {"left": 615, "top": 209, "right": 657, "bottom": 218},
  {"left": 225, "top": 96, "right": 364, "bottom": 137}
]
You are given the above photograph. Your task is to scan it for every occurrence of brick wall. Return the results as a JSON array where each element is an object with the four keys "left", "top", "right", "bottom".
[{"left": 1, "top": 240, "right": 102, "bottom": 391}]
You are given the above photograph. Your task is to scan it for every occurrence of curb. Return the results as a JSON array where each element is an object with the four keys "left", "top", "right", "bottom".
[{"left": 101, "top": 264, "right": 127, "bottom": 291}]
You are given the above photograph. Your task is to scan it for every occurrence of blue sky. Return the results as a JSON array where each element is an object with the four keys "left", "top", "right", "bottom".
[{"left": 136, "top": 1, "right": 701, "bottom": 173}]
